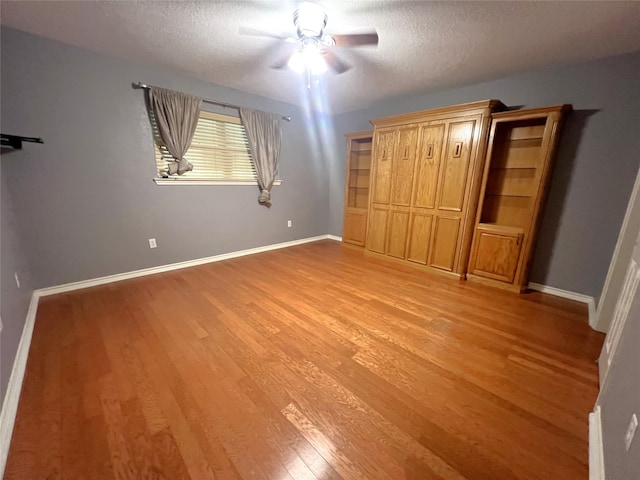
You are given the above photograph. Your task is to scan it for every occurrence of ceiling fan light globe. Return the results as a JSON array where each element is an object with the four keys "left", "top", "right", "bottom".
[
  {"left": 298, "top": 45, "right": 327, "bottom": 75},
  {"left": 307, "top": 51, "right": 327, "bottom": 75},
  {"left": 287, "top": 51, "right": 306, "bottom": 73},
  {"left": 294, "top": 2, "right": 327, "bottom": 38}
]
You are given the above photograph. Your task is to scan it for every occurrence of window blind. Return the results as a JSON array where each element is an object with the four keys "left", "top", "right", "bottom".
[{"left": 154, "top": 111, "right": 257, "bottom": 181}]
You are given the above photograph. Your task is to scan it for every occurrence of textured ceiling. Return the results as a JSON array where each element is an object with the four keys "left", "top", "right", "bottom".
[{"left": 2, "top": 1, "right": 640, "bottom": 114}]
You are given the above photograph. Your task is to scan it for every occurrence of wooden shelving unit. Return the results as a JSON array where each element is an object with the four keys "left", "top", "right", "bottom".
[
  {"left": 468, "top": 105, "right": 571, "bottom": 291},
  {"left": 343, "top": 131, "right": 373, "bottom": 246}
]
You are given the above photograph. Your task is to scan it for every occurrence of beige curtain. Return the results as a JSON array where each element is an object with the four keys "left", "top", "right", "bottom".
[
  {"left": 148, "top": 87, "right": 202, "bottom": 175},
  {"left": 239, "top": 108, "right": 282, "bottom": 207}
]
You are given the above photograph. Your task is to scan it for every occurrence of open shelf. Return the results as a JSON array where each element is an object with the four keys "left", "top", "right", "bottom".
[
  {"left": 348, "top": 186, "right": 369, "bottom": 208},
  {"left": 490, "top": 166, "right": 540, "bottom": 170},
  {"left": 349, "top": 174, "right": 370, "bottom": 187},
  {"left": 479, "top": 117, "right": 547, "bottom": 229},
  {"left": 477, "top": 223, "right": 524, "bottom": 235},
  {"left": 469, "top": 104, "right": 570, "bottom": 290},
  {"left": 480, "top": 194, "right": 532, "bottom": 229},
  {"left": 343, "top": 132, "right": 373, "bottom": 245},
  {"left": 350, "top": 158, "right": 371, "bottom": 171},
  {"left": 485, "top": 168, "right": 537, "bottom": 197}
]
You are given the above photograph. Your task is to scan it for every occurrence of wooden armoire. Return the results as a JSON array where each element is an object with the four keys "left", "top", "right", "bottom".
[{"left": 365, "top": 100, "right": 505, "bottom": 277}]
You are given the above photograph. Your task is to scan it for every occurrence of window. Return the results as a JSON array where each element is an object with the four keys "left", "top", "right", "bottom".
[{"left": 153, "top": 111, "right": 262, "bottom": 184}]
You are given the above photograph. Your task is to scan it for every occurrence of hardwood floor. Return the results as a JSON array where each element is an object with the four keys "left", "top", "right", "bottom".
[{"left": 5, "top": 240, "right": 604, "bottom": 480}]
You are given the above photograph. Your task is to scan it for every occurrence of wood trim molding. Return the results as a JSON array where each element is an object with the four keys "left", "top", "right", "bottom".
[
  {"left": 528, "top": 282, "right": 596, "bottom": 327},
  {"left": 370, "top": 99, "right": 505, "bottom": 127},
  {"left": 589, "top": 405, "right": 605, "bottom": 480},
  {"left": 491, "top": 104, "right": 572, "bottom": 119},
  {"left": 344, "top": 130, "right": 373, "bottom": 140},
  {"left": 37, "top": 235, "right": 336, "bottom": 297},
  {"left": 595, "top": 155, "right": 640, "bottom": 333},
  {"left": 600, "top": 258, "right": 640, "bottom": 383},
  {"left": 0, "top": 292, "right": 40, "bottom": 479}
]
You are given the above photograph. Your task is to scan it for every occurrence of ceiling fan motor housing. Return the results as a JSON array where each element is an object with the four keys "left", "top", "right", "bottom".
[{"left": 294, "top": 2, "right": 327, "bottom": 38}]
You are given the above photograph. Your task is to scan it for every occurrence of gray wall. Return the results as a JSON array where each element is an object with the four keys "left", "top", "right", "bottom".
[
  {"left": 596, "top": 171, "right": 640, "bottom": 333},
  {"left": 0, "top": 162, "right": 35, "bottom": 406},
  {"left": 1, "top": 27, "right": 329, "bottom": 290},
  {"left": 2, "top": 23, "right": 640, "bottom": 480},
  {"left": 598, "top": 246, "right": 640, "bottom": 479},
  {"left": 330, "top": 52, "right": 640, "bottom": 300}
]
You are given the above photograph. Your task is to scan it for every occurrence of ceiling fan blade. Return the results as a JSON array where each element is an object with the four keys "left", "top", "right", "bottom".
[
  {"left": 239, "top": 26, "right": 289, "bottom": 41},
  {"left": 270, "top": 53, "right": 291, "bottom": 70},
  {"left": 331, "top": 31, "right": 379, "bottom": 48},
  {"left": 323, "top": 51, "right": 351, "bottom": 74}
]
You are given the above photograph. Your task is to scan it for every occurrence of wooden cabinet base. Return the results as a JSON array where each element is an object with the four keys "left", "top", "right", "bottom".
[
  {"left": 343, "top": 209, "right": 367, "bottom": 246},
  {"left": 364, "top": 249, "right": 465, "bottom": 280},
  {"left": 466, "top": 273, "right": 526, "bottom": 292}
]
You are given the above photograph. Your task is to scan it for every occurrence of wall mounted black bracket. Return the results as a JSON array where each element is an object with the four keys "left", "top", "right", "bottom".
[{"left": 1, "top": 133, "right": 44, "bottom": 151}]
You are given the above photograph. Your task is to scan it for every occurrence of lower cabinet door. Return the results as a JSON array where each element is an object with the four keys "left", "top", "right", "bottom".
[
  {"left": 469, "top": 227, "right": 523, "bottom": 283},
  {"left": 429, "top": 215, "right": 461, "bottom": 272},
  {"left": 367, "top": 206, "right": 389, "bottom": 254},
  {"left": 343, "top": 210, "right": 367, "bottom": 246},
  {"left": 387, "top": 209, "right": 410, "bottom": 259},
  {"left": 407, "top": 212, "right": 434, "bottom": 265}
]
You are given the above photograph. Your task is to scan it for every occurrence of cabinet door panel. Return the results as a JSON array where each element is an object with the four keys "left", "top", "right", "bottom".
[
  {"left": 407, "top": 212, "right": 433, "bottom": 265},
  {"left": 429, "top": 216, "right": 460, "bottom": 271},
  {"left": 391, "top": 126, "right": 419, "bottom": 206},
  {"left": 414, "top": 124, "right": 445, "bottom": 209},
  {"left": 367, "top": 207, "right": 389, "bottom": 254},
  {"left": 438, "top": 120, "right": 475, "bottom": 212},
  {"left": 387, "top": 209, "right": 410, "bottom": 259},
  {"left": 469, "top": 229, "right": 522, "bottom": 283},
  {"left": 343, "top": 211, "right": 367, "bottom": 246},
  {"left": 372, "top": 130, "right": 396, "bottom": 205}
]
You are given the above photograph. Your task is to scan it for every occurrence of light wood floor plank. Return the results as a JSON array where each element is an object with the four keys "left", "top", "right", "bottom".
[{"left": 5, "top": 240, "right": 604, "bottom": 479}]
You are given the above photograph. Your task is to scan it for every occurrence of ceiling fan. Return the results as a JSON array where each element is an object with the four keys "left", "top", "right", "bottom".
[{"left": 240, "top": 2, "right": 378, "bottom": 79}]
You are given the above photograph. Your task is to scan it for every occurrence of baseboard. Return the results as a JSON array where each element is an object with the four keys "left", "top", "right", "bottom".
[
  {"left": 0, "top": 292, "right": 40, "bottom": 478},
  {"left": 327, "top": 235, "right": 342, "bottom": 242},
  {"left": 37, "top": 235, "right": 333, "bottom": 297},
  {"left": 528, "top": 282, "right": 597, "bottom": 327},
  {"left": 589, "top": 405, "right": 606, "bottom": 480}
]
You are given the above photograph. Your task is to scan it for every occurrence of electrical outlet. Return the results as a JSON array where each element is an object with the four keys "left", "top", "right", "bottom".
[
  {"left": 287, "top": 220, "right": 292, "bottom": 228},
  {"left": 14, "top": 272, "right": 20, "bottom": 288},
  {"left": 148, "top": 238, "right": 157, "bottom": 249},
  {"left": 625, "top": 413, "right": 638, "bottom": 452}
]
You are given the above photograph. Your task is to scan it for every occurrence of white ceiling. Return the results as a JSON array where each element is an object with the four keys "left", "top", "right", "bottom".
[{"left": 2, "top": 1, "right": 640, "bottom": 114}]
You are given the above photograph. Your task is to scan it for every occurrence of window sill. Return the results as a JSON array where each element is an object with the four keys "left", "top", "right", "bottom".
[{"left": 153, "top": 178, "right": 283, "bottom": 186}]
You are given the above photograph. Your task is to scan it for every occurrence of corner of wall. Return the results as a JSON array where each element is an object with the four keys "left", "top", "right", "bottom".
[{"left": 0, "top": 291, "right": 39, "bottom": 478}]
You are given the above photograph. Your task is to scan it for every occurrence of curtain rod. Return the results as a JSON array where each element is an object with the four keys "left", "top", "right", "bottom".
[{"left": 134, "top": 82, "right": 291, "bottom": 122}]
